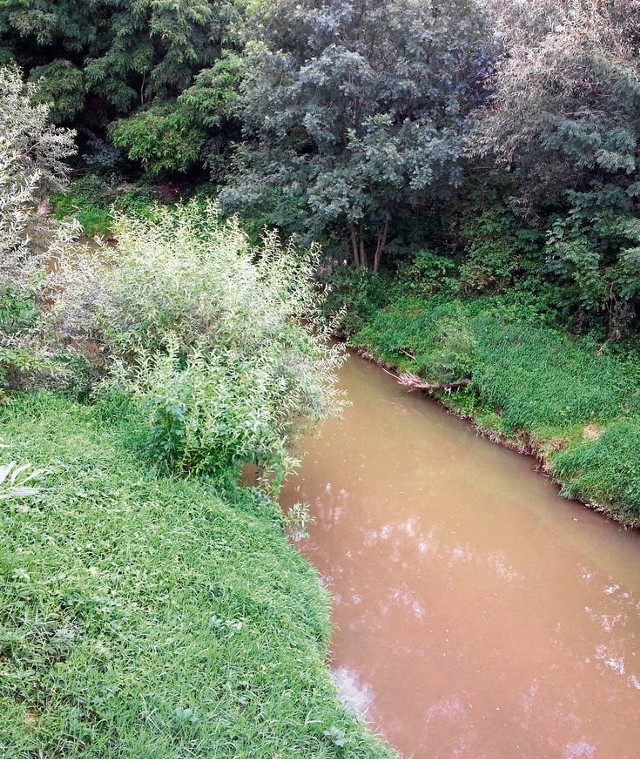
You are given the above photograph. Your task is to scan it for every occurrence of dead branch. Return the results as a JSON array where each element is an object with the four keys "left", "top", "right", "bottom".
[{"left": 397, "top": 372, "right": 471, "bottom": 393}]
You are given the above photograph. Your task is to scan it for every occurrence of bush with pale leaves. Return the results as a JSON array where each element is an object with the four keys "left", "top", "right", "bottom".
[
  {"left": 46, "top": 201, "right": 344, "bottom": 481},
  {"left": 0, "top": 65, "right": 75, "bottom": 281}
]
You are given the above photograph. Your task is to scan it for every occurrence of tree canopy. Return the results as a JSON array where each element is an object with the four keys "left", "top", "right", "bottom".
[
  {"left": 0, "top": 0, "right": 241, "bottom": 123},
  {"left": 4, "top": 0, "right": 640, "bottom": 334},
  {"left": 472, "top": 0, "right": 640, "bottom": 332},
  {"left": 224, "top": 0, "right": 491, "bottom": 269}
]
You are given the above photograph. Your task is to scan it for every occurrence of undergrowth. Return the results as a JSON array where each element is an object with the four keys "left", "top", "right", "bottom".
[{"left": 51, "top": 176, "right": 167, "bottom": 236}]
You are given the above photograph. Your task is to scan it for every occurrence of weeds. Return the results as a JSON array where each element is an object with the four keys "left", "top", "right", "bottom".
[{"left": 0, "top": 460, "right": 49, "bottom": 500}]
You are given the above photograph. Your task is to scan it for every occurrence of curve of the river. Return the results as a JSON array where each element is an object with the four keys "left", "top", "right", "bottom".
[{"left": 281, "top": 352, "right": 640, "bottom": 759}]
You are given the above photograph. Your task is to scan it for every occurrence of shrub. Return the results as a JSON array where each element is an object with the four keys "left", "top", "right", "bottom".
[
  {"left": 45, "top": 201, "right": 344, "bottom": 480},
  {"left": 545, "top": 196, "right": 640, "bottom": 335},
  {"left": 0, "top": 64, "right": 75, "bottom": 271},
  {"left": 0, "top": 65, "right": 76, "bottom": 393},
  {"left": 321, "top": 266, "right": 391, "bottom": 335},
  {"left": 117, "top": 345, "right": 291, "bottom": 478},
  {"left": 110, "top": 103, "right": 208, "bottom": 177},
  {"left": 458, "top": 209, "right": 542, "bottom": 295},
  {"left": 392, "top": 249, "right": 458, "bottom": 298}
]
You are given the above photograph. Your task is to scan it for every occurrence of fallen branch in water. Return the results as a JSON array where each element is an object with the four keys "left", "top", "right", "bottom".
[{"left": 397, "top": 372, "right": 471, "bottom": 393}]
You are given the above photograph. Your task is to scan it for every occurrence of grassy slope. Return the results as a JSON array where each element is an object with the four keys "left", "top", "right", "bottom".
[
  {"left": 349, "top": 295, "right": 640, "bottom": 524},
  {"left": 0, "top": 392, "right": 393, "bottom": 758}
]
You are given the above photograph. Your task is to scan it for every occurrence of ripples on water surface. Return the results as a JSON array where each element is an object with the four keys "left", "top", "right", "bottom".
[{"left": 281, "top": 353, "right": 640, "bottom": 759}]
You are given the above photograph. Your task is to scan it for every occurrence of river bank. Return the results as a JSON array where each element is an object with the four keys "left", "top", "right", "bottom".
[
  {"left": 342, "top": 293, "right": 640, "bottom": 527},
  {"left": 0, "top": 392, "right": 393, "bottom": 758},
  {"left": 46, "top": 182, "right": 640, "bottom": 526}
]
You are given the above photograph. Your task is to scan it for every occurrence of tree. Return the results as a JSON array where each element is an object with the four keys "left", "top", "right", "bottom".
[
  {"left": 224, "top": 0, "right": 491, "bottom": 270},
  {"left": 472, "top": 0, "right": 640, "bottom": 333},
  {"left": 109, "top": 50, "right": 244, "bottom": 178},
  {"left": 0, "top": 0, "right": 242, "bottom": 121},
  {"left": 475, "top": 0, "right": 640, "bottom": 213},
  {"left": 45, "top": 203, "right": 344, "bottom": 481}
]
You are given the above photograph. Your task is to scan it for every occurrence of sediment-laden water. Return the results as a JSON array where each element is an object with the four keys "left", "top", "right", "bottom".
[{"left": 281, "top": 352, "right": 640, "bottom": 758}]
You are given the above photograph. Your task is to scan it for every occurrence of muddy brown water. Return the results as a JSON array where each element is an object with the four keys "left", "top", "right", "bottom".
[{"left": 280, "top": 352, "right": 640, "bottom": 759}]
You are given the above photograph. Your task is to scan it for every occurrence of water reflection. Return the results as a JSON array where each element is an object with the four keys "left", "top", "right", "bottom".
[
  {"left": 282, "top": 353, "right": 640, "bottom": 758},
  {"left": 332, "top": 667, "right": 375, "bottom": 721}
]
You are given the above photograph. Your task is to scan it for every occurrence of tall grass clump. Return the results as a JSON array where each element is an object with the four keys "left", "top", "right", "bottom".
[
  {"left": 43, "top": 201, "right": 344, "bottom": 482},
  {"left": 553, "top": 419, "right": 640, "bottom": 521},
  {"left": 470, "top": 314, "right": 640, "bottom": 436}
]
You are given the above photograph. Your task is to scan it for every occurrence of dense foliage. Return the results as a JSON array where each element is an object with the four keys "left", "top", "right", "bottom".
[
  {"left": 0, "top": 66, "right": 74, "bottom": 266},
  {"left": 0, "top": 0, "right": 238, "bottom": 114},
  {"left": 0, "top": 0, "right": 242, "bottom": 173},
  {"left": 3, "top": 4, "right": 640, "bottom": 752},
  {"left": 43, "top": 203, "right": 343, "bottom": 482},
  {"left": 223, "top": 0, "right": 490, "bottom": 269},
  {"left": 0, "top": 70, "right": 341, "bottom": 482},
  {"left": 472, "top": 0, "right": 640, "bottom": 334},
  {"left": 0, "top": 66, "right": 76, "bottom": 394},
  {"left": 6, "top": 0, "right": 640, "bottom": 334}
]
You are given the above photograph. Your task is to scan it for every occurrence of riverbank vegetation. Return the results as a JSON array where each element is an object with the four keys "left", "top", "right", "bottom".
[
  {"left": 3, "top": 0, "right": 640, "bottom": 753},
  {"left": 0, "top": 392, "right": 392, "bottom": 757},
  {"left": 0, "top": 66, "right": 390, "bottom": 756},
  {"left": 339, "top": 284, "right": 640, "bottom": 523}
]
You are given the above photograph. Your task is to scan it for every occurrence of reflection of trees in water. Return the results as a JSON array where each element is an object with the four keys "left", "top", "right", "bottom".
[
  {"left": 332, "top": 667, "right": 375, "bottom": 723},
  {"left": 287, "top": 460, "right": 640, "bottom": 757}
]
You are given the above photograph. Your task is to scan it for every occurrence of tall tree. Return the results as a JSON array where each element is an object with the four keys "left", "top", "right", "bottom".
[
  {"left": 473, "top": 0, "right": 640, "bottom": 333},
  {"left": 224, "top": 0, "right": 491, "bottom": 270},
  {"left": 0, "top": 0, "right": 241, "bottom": 121}
]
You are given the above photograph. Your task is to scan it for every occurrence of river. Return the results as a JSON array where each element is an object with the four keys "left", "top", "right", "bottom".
[{"left": 280, "top": 352, "right": 640, "bottom": 759}]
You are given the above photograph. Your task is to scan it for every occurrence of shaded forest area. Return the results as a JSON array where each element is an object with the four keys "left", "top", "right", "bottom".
[{"left": 4, "top": 0, "right": 640, "bottom": 337}]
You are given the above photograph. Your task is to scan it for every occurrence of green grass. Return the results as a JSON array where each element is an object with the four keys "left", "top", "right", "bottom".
[
  {"left": 553, "top": 420, "right": 640, "bottom": 521},
  {"left": 0, "top": 392, "right": 393, "bottom": 758},
  {"left": 51, "top": 176, "right": 168, "bottom": 237},
  {"left": 350, "top": 294, "right": 640, "bottom": 523},
  {"left": 52, "top": 176, "right": 113, "bottom": 236}
]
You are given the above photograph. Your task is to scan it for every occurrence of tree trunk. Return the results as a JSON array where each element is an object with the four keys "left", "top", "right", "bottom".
[
  {"left": 373, "top": 218, "right": 389, "bottom": 273},
  {"left": 349, "top": 224, "right": 361, "bottom": 268},
  {"left": 349, "top": 220, "right": 390, "bottom": 271},
  {"left": 359, "top": 222, "right": 368, "bottom": 269}
]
